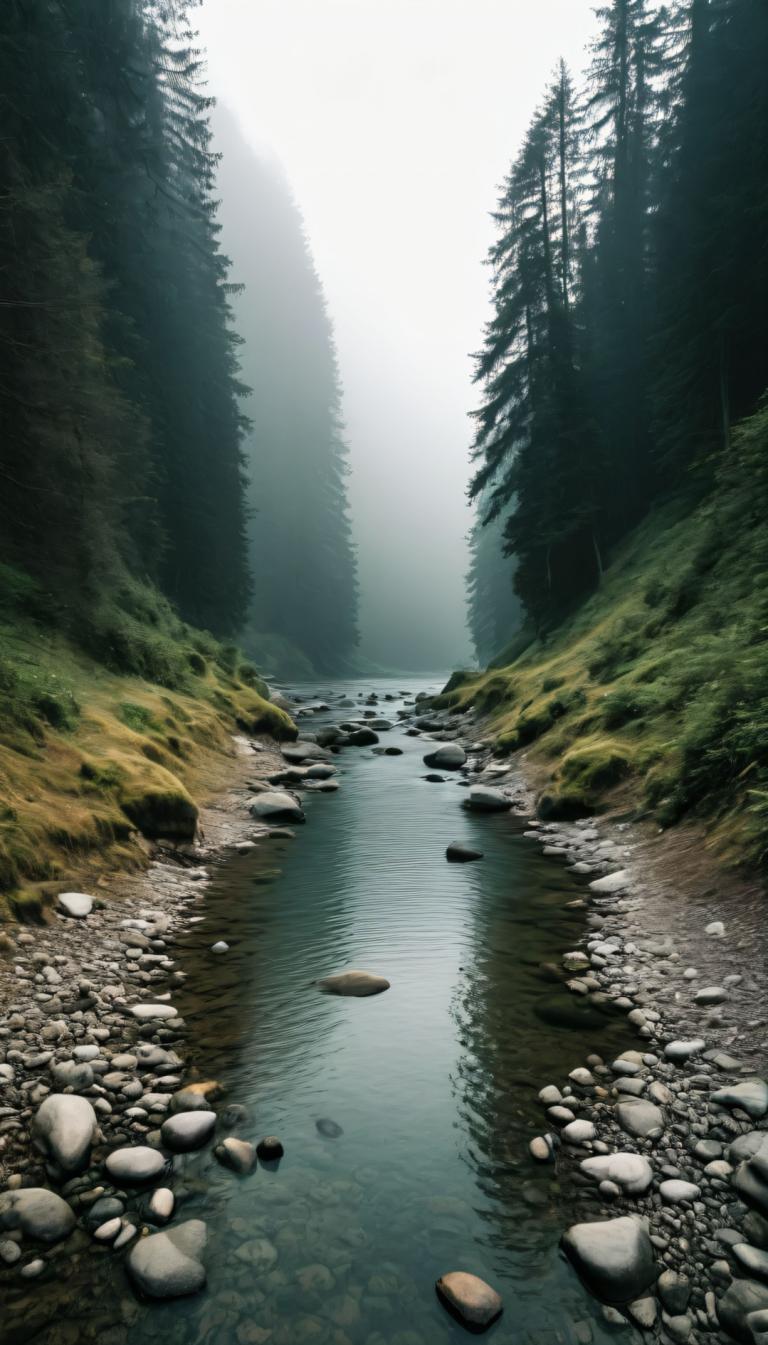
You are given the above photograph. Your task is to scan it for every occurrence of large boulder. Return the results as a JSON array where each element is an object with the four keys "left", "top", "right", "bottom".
[
  {"left": 446, "top": 842, "right": 483, "bottom": 863},
  {"left": 580, "top": 1153, "right": 653, "bottom": 1196},
  {"left": 616, "top": 1099, "right": 665, "bottom": 1140},
  {"left": 127, "top": 1220, "right": 207, "bottom": 1300},
  {"left": 317, "top": 969, "right": 390, "bottom": 997},
  {"left": 249, "top": 791, "right": 305, "bottom": 824},
  {"left": 435, "top": 1271, "right": 502, "bottom": 1329},
  {"left": 562, "top": 1216, "right": 656, "bottom": 1305},
  {"left": 32, "top": 1094, "right": 97, "bottom": 1173},
  {"left": 732, "top": 1136, "right": 768, "bottom": 1217},
  {"left": 347, "top": 728, "right": 379, "bottom": 746},
  {"left": 105, "top": 1146, "right": 167, "bottom": 1183},
  {"left": 423, "top": 744, "right": 466, "bottom": 771},
  {"left": 588, "top": 871, "right": 630, "bottom": 895},
  {"left": 718, "top": 1278, "right": 768, "bottom": 1343},
  {"left": 0, "top": 1188, "right": 75, "bottom": 1243},
  {"left": 161, "top": 1111, "right": 216, "bottom": 1153},
  {"left": 464, "top": 786, "right": 511, "bottom": 813},
  {"left": 712, "top": 1080, "right": 768, "bottom": 1120},
  {"left": 282, "top": 742, "right": 329, "bottom": 764}
]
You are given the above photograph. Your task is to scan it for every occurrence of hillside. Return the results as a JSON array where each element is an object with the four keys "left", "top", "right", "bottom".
[
  {"left": 440, "top": 402, "right": 768, "bottom": 868},
  {"left": 0, "top": 568, "right": 295, "bottom": 919}
]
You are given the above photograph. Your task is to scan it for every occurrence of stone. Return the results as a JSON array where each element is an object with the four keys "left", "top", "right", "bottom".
[
  {"left": 249, "top": 791, "right": 305, "bottom": 823},
  {"left": 32, "top": 1094, "right": 97, "bottom": 1173},
  {"left": 464, "top": 786, "right": 511, "bottom": 812},
  {"left": 211, "top": 941, "right": 229, "bottom": 954},
  {"left": 628, "top": 1296, "right": 658, "bottom": 1329},
  {"left": 234, "top": 1237, "right": 278, "bottom": 1271},
  {"left": 317, "top": 970, "right": 389, "bottom": 996},
  {"left": 446, "top": 842, "right": 483, "bottom": 863},
  {"left": 539, "top": 1085, "right": 563, "bottom": 1106},
  {"left": 581, "top": 1154, "right": 653, "bottom": 1197},
  {"left": 712, "top": 1080, "right": 768, "bottom": 1119},
  {"left": 105, "top": 1146, "right": 166, "bottom": 1183},
  {"left": 50, "top": 1060, "right": 94, "bottom": 1092},
  {"left": 0, "top": 1188, "right": 75, "bottom": 1243},
  {"left": 435, "top": 1271, "right": 502, "bottom": 1329},
  {"left": 316, "top": 1118, "right": 343, "bottom": 1138},
  {"left": 659, "top": 1179, "right": 700, "bottom": 1204},
  {"left": 564, "top": 1120, "right": 596, "bottom": 1144},
  {"left": 663, "top": 1039, "right": 705, "bottom": 1063},
  {"left": 717, "top": 1277, "right": 768, "bottom": 1342},
  {"left": 562, "top": 1216, "right": 656, "bottom": 1305},
  {"left": 733, "top": 1245, "right": 768, "bottom": 1282},
  {"left": 705, "top": 921, "right": 725, "bottom": 937},
  {"left": 423, "top": 745, "right": 467, "bottom": 770},
  {"left": 588, "top": 871, "right": 631, "bottom": 895},
  {"left": 256, "top": 1135, "right": 284, "bottom": 1161},
  {"left": 57, "top": 891, "right": 93, "bottom": 918},
  {"left": 216, "top": 1137, "right": 256, "bottom": 1173},
  {"left": 169, "top": 1086, "right": 216, "bottom": 1114},
  {"left": 657, "top": 1271, "right": 690, "bottom": 1316},
  {"left": 694, "top": 986, "right": 728, "bottom": 1005},
  {"left": 616, "top": 1099, "right": 665, "bottom": 1140},
  {"left": 129, "top": 1003, "right": 178, "bottom": 1022},
  {"left": 127, "top": 1219, "right": 207, "bottom": 1300},
  {"left": 93, "top": 1217, "right": 122, "bottom": 1242},
  {"left": 530, "top": 1136, "right": 554, "bottom": 1162},
  {"left": 148, "top": 1188, "right": 174, "bottom": 1223},
  {"left": 161, "top": 1111, "right": 216, "bottom": 1153}
]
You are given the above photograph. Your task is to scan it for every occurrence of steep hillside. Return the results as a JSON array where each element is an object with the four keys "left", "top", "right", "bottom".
[
  {"left": 0, "top": 568, "right": 295, "bottom": 918},
  {"left": 441, "top": 406, "right": 768, "bottom": 868}
]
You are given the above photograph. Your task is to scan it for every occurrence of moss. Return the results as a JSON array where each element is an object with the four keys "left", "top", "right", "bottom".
[
  {"left": 118, "top": 701, "right": 162, "bottom": 734},
  {"left": 118, "top": 769, "right": 198, "bottom": 840}
]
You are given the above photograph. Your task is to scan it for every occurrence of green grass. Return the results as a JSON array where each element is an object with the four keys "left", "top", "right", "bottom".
[
  {"left": 439, "top": 402, "right": 768, "bottom": 867},
  {"left": 0, "top": 566, "right": 297, "bottom": 906}
]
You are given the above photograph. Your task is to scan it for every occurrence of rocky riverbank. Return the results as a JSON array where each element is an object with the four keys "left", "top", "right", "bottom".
[{"left": 414, "top": 696, "right": 768, "bottom": 1345}]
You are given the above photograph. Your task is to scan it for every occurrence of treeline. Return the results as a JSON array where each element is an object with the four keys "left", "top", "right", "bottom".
[
  {"left": 0, "top": 2, "right": 358, "bottom": 672},
  {"left": 213, "top": 111, "right": 359, "bottom": 675},
  {"left": 469, "top": 0, "right": 768, "bottom": 639}
]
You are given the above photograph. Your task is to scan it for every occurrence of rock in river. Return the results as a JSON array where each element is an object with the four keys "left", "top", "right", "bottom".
[
  {"left": 464, "top": 786, "right": 511, "bottom": 813},
  {"left": 56, "top": 891, "right": 93, "bottom": 918},
  {"left": 161, "top": 1111, "right": 216, "bottom": 1153},
  {"left": 317, "top": 969, "right": 390, "bottom": 996},
  {"left": 249, "top": 791, "right": 305, "bottom": 824},
  {"left": 256, "top": 1135, "right": 284, "bottom": 1160},
  {"left": 0, "top": 1188, "right": 75, "bottom": 1243},
  {"left": 435, "top": 1271, "right": 503, "bottom": 1329},
  {"left": 423, "top": 744, "right": 466, "bottom": 771},
  {"left": 562, "top": 1216, "right": 656, "bottom": 1305},
  {"left": 717, "top": 1277, "right": 768, "bottom": 1342},
  {"left": 216, "top": 1137, "right": 256, "bottom": 1173},
  {"left": 128, "top": 1220, "right": 207, "bottom": 1300},
  {"left": 106, "top": 1146, "right": 166, "bottom": 1183},
  {"left": 616, "top": 1099, "right": 665, "bottom": 1140},
  {"left": 712, "top": 1079, "right": 768, "bottom": 1119},
  {"left": 446, "top": 842, "right": 484, "bottom": 863},
  {"left": 32, "top": 1094, "right": 97, "bottom": 1173}
]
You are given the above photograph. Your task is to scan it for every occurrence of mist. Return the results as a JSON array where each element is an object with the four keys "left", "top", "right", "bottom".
[{"left": 197, "top": 0, "right": 599, "bottom": 672}]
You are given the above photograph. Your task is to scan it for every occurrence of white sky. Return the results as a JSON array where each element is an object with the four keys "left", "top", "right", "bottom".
[{"left": 197, "top": 0, "right": 600, "bottom": 670}]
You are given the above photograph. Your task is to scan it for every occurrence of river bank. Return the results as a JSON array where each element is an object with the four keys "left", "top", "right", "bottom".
[{"left": 0, "top": 681, "right": 766, "bottom": 1345}]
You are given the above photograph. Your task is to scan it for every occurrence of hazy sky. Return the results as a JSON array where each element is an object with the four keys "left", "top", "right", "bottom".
[{"left": 197, "top": 0, "right": 599, "bottom": 671}]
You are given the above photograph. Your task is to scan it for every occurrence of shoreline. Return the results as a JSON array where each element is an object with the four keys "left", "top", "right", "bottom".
[{"left": 436, "top": 702, "right": 768, "bottom": 1343}]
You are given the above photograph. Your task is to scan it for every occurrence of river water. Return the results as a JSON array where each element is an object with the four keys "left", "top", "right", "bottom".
[{"left": 6, "top": 678, "right": 637, "bottom": 1345}]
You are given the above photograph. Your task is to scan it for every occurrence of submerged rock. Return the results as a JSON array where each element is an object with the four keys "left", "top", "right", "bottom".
[
  {"left": 249, "top": 791, "right": 305, "bottom": 824},
  {"left": 317, "top": 970, "right": 390, "bottom": 997},
  {"left": 423, "top": 744, "right": 466, "bottom": 770},
  {"left": 562, "top": 1216, "right": 656, "bottom": 1305},
  {"left": 215, "top": 1137, "right": 256, "bottom": 1173},
  {"left": 464, "top": 786, "right": 511, "bottom": 813},
  {"left": 446, "top": 842, "right": 484, "bottom": 863},
  {"left": 127, "top": 1220, "right": 207, "bottom": 1300},
  {"left": 256, "top": 1136, "right": 284, "bottom": 1161},
  {"left": 435, "top": 1271, "right": 503, "bottom": 1329}
]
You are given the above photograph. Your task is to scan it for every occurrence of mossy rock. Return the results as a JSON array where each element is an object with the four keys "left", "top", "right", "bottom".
[
  {"left": 537, "top": 787, "right": 593, "bottom": 821},
  {"left": 117, "top": 765, "right": 198, "bottom": 840},
  {"left": 559, "top": 740, "right": 631, "bottom": 792},
  {"left": 234, "top": 693, "right": 297, "bottom": 742}
]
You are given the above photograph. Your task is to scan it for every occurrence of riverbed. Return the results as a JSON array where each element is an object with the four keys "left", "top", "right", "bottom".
[{"left": 2, "top": 678, "right": 638, "bottom": 1345}]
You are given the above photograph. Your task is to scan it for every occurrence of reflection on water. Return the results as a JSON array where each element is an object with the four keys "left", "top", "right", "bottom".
[{"left": 2, "top": 680, "right": 637, "bottom": 1345}]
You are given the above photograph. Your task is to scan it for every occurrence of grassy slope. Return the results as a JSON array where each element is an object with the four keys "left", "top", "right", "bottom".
[
  {"left": 0, "top": 576, "right": 296, "bottom": 918},
  {"left": 439, "top": 485, "right": 768, "bottom": 869}
]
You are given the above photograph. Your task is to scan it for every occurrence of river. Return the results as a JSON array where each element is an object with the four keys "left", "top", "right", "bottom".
[{"left": 6, "top": 677, "right": 637, "bottom": 1345}]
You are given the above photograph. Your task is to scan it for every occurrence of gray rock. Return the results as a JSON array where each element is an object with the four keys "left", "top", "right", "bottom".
[
  {"left": 211, "top": 941, "right": 229, "bottom": 954},
  {"left": 435, "top": 1271, "right": 503, "bottom": 1328},
  {"left": 628, "top": 1297, "right": 658, "bottom": 1329},
  {"left": 712, "top": 1079, "right": 768, "bottom": 1119},
  {"left": 127, "top": 1220, "right": 207, "bottom": 1299},
  {"left": 57, "top": 891, "right": 93, "bottom": 918},
  {"left": 588, "top": 871, "right": 631, "bottom": 894},
  {"left": 148, "top": 1188, "right": 174, "bottom": 1223},
  {"left": 249, "top": 791, "right": 305, "bottom": 823},
  {"left": 129, "top": 1003, "right": 178, "bottom": 1022},
  {"left": 718, "top": 1277, "right": 768, "bottom": 1342},
  {"left": 93, "top": 1217, "right": 122, "bottom": 1242},
  {"left": 616, "top": 1099, "right": 665, "bottom": 1140},
  {"left": 694, "top": 986, "right": 728, "bottom": 1006},
  {"left": 564, "top": 1119, "right": 596, "bottom": 1145},
  {"left": 216, "top": 1136, "right": 256, "bottom": 1173},
  {"left": 446, "top": 842, "right": 483, "bottom": 863},
  {"left": 32, "top": 1094, "right": 97, "bottom": 1173},
  {"left": 464, "top": 786, "right": 511, "bottom": 812},
  {"left": 657, "top": 1271, "right": 690, "bottom": 1315},
  {"left": 0, "top": 1188, "right": 75, "bottom": 1243},
  {"left": 317, "top": 969, "right": 389, "bottom": 996},
  {"left": 161, "top": 1111, "right": 216, "bottom": 1153},
  {"left": 50, "top": 1060, "right": 94, "bottom": 1092},
  {"left": 256, "top": 1136, "right": 284, "bottom": 1160},
  {"left": 659, "top": 1179, "right": 700, "bottom": 1204},
  {"left": 733, "top": 1244, "right": 768, "bottom": 1282},
  {"left": 562, "top": 1216, "right": 656, "bottom": 1305},
  {"left": 105, "top": 1146, "right": 166, "bottom": 1183},
  {"left": 663, "top": 1039, "right": 705, "bottom": 1063},
  {"left": 423, "top": 744, "right": 466, "bottom": 770},
  {"left": 530, "top": 1136, "right": 554, "bottom": 1162},
  {"left": 581, "top": 1154, "right": 653, "bottom": 1196}
]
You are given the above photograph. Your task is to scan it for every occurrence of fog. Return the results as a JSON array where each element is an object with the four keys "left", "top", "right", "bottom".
[{"left": 197, "top": 0, "right": 598, "bottom": 672}]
